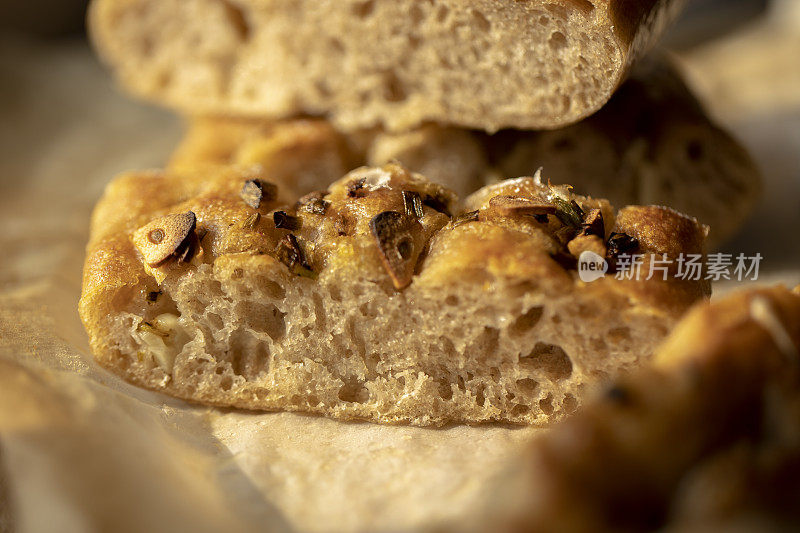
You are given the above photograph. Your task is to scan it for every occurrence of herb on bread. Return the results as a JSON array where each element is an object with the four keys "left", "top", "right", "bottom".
[
  {"left": 402, "top": 190, "right": 424, "bottom": 220},
  {"left": 273, "top": 211, "right": 300, "bottom": 230},
  {"left": 369, "top": 211, "right": 423, "bottom": 290},
  {"left": 240, "top": 179, "right": 277, "bottom": 209}
]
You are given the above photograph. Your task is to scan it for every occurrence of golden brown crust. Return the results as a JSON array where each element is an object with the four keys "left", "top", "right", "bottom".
[{"left": 482, "top": 286, "right": 800, "bottom": 531}]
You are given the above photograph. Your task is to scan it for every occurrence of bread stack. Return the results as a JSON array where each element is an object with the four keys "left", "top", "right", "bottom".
[{"left": 82, "top": 0, "right": 760, "bottom": 425}]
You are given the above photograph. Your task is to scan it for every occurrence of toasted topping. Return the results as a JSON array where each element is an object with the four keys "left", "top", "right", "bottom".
[
  {"left": 242, "top": 212, "right": 261, "bottom": 230},
  {"left": 275, "top": 234, "right": 313, "bottom": 277},
  {"left": 240, "top": 179, "right": 278, "bottom": 209},
  {"left": 580, "top": 208, "right": 605, "bottom": 238},
  {"left": 369, "top": 211, "right": 423, "bottom": 290},
  {"left": 175, "top": 236, "right": 197, "bottom": 263},
  {"left": 451, "top": 210, "right": 480, "bottom": 227},
  {"left": 273, "top": 211, "right": 301, "bottom": 230},
  {"left": 606, "top": 232, "right": 640, "bottom": 272},
  {"left": 296, "top": 190, "right": 330, "bottom": 215},
  {"left": 551, "top": 196, "right": 584, "bottom": 228},
  {"left": 607, "top": 232, "right": 639, "bottom": 258},
  {"left": 347, "top": 177, "right": 367, "bottom": 198},
  {"left": 133, "top": 211, "right": 197, "bottom": 267},
  {"left": 137, "top": 321, "right": 168, "bottom": 338},
  {"left": 422, "top": 194, "right": 451, "bottom": 217},
  {"left": 402, "top": 190, "right": 424, "bottom": 219},
  {"left": 489, "top": 195, "right": 557, "bottom": 217}
]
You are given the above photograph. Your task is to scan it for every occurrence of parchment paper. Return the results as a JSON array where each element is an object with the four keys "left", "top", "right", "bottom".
[{"left": 0, "top": 3, "right": 798, "bottom": 530}]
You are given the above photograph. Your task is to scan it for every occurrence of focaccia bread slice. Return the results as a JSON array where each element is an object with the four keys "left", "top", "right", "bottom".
[
  {"left": 168, "top": 60, "right": 759, "bottom": 246},
  {"left": 80, "top": 163, "right": 708, "bottom": 426},
  {"left": 474, "top": 286, "right": 800, "bottom": 531},
  {"left": 89, "top": 0, "right": 685, "bottom": 132}
]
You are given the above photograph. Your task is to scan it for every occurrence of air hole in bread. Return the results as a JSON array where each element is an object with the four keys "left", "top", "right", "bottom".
[
  {"left": 229, "top": 330, "right": 270, "bottom": 380},
  {"left": 476, "top": 386, "right": 486, "bottom": 407},
  {"left": 435, "top": 4, "right": 449, "bottom": 23},
  {"left": 522, "top": 343, "right": 573, "bottom": 380},
  {"left": 222, "top": 0, "right": 251, "bottom": 41},
  {"left": 441, "top": 337, "right": 457, "bottom": 358},
  {"left": 313, "top": 293, "right": 326, "bottom": 328},
  {"left": 338, "top": 378, "right": 369, "bottom": 403},
  {"left": 236, "top": 302, "right": 286, "bottom": 340},
  {"left": 352, "top": 0, "right": 375, "bottom": 19},
  {"left": 571, "top": 0, "right": 597, "bottom": 14},
  {"left": 383, "top": 72, "right": 407, "bottom": 103},
  {"left": 545, "top": 3, "right": 569, "bottom": 19},
  {"left": 328, "top": 37, "right": 344, "bottom": 54},
  {"left": 315, "top": 80, "right": 332, "bottom": 98},
  {"left": 516, "top": 378, "right": 539, "bottom": 397},
  {"left": 471, "top": 10, "right": 490, "bottom": 31},
  {"left": 220, "top": 376, "right": 234, "bottom": 391},
  {"left": 511, "top": 404, "right": 530, "bottom": 416},
  {"left": 207, "top": 312, "right": 224, "bottom": 331},
  {"left": 365, "top": 353, "right": 381, "bottom": 375},
  {"left": 608, "top": 326, "right": 631, "bottom": 344},
  {"left": 328, "top": 285, "right": 342, "bottom": 302},
  {"left": 438, "top": 378, "right": 454, "bottom": 400},
  {"left": 509, "top": 306, "right": 545, "bottom": 336},
  {"left": 469, "top": 327, "right": 500, "bottom": 357},
  {"left": 409, "top": 4, "right": 424, "bottom": 26},
  {"left": 549, "top": 31, "right": 568, "bottom": 51},
  {"left": 539, "top": 393, "right": 555, "bottom": 415},
  {"left": 347, "top": 318, "right": 367, "bottom": 356},
  {"left": 358, "top": 301, "right": 378, "bottom": 318},
  {"left": 562, "top": 393, "right": 578, "bottom": 413}
]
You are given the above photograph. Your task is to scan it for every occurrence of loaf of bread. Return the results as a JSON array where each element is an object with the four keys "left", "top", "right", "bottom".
[
  {"left": 475, "top": 285, "right": 800, "bottom": 530},
  {"left": 89, "top": 0, "right": 685, "bottom": 132},
  {"left": 169, "top": 60, "right": 760, "bottom": 246},
  {"left": 80, "top": 162, "right": 709, "bottom": 426}
]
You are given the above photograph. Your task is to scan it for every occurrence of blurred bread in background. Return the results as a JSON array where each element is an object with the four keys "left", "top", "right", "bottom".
[{"left": 171, "top": 59, "right": 760, "bottom": 247}]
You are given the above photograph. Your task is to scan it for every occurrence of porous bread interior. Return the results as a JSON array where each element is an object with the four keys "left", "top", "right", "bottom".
[
  {"left": 106, "top": 243, "right": 670, "bottom": 427},
  {"left": 91, "top": 0, "right": 623, "bottom": 131}
]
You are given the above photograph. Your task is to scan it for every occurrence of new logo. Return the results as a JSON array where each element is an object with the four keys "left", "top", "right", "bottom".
[{"left": 578, "top": 251, "right": 608, "bottom": 282}]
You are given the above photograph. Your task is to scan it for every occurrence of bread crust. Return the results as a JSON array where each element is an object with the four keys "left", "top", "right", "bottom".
[
  {"left": 80, "top": 163, "right": 708, "bottom": 425},
  {"left": 88, "top": 0, "right": 686, "bottom": 132}
]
